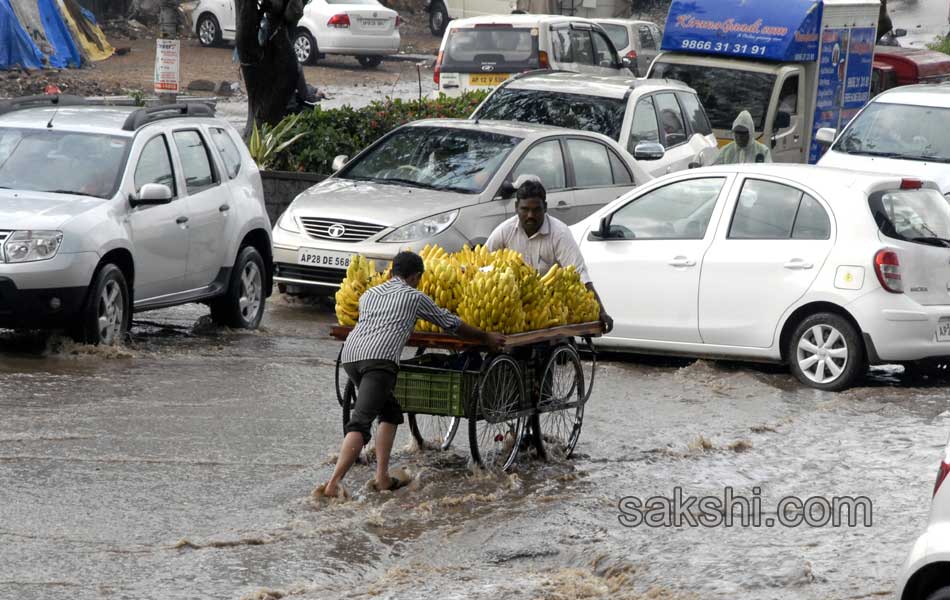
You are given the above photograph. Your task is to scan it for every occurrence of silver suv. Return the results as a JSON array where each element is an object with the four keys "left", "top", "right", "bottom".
[{"left": 0, "top": 96, "right": 273, "bottom": 344}]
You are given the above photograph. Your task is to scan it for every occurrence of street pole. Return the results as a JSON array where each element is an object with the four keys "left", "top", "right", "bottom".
[{"left": 158, "top": 0, "right": 179, "bottom": 104}]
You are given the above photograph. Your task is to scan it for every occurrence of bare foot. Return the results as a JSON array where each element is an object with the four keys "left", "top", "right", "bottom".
[{"left": 313, "top": 482, "right": 348, "bottom": 500}]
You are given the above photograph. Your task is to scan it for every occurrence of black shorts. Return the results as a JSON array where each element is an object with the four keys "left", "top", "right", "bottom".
[{"left": 343, "top": 359, "right": 403, "bottom": 445}]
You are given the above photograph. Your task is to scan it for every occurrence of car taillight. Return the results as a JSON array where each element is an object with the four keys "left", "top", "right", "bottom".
[
  {"left": 626, "top": 50, "right": 638, "bottom": 59},
  {"left": 539, "top": 50, "right": 550, "bottom": 69},
  {"left": 395, "top": 15, "right": 401, "bottom": 27},
  {"left": 874, "top": 249, "right": 903, "bottom": 293},
  {"left": 434, "top": 51, "right": 443, "bottom": 84},
  {"left": 935, "top": 440, "right": 950, "bottom": 497},
  {"left": 328, "top": 13, "right": 350, "bottom": 28},
  {"left": 901, "top": 178, "right": 923, "bottom": 190}
]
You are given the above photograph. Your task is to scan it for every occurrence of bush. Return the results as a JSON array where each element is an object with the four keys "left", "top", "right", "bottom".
[
  {"left": 265, "top": 91, "right": 490, "bottom": 174},
  {"left": 927, "top": 36, "right": 950, "bottom": 55}
]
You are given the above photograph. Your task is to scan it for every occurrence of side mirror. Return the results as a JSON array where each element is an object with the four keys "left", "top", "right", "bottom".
[
  {"left": 497, "top": 180, "right": 516, "bottom": 199},
  {"left": 130, "top": 183, "right": 173, "bottom": 207},
  {"left": 688, "top": 161, "right": 701, "bottom": 169},
  {"left": 633, "top": 141, "right": 665, "bottom": 161},
  {"left": 774, "top": 110, "right": 792, "bottom": 130},
  {"left": 331, "top": 154, "right": 349, "bottom": 172},
  {"left": 815, "top": 127, "right": 836, "bottom": 146},
  {"left": 894, "top": 28, "right": 907, "bottom": 37},
  {"left": 588, "top": 215, "right": 610, "bottom": 240}
]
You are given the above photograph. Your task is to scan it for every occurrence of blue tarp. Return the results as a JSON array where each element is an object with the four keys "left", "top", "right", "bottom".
[
  {"left": 0, "top": 0, "right": 45, "bottom": 69},
  {"left": 38, "top": 0, "right": 81, "bottom": 68},
  {"left": 661, "top": 0, "right": 823, "bottom": 62}
]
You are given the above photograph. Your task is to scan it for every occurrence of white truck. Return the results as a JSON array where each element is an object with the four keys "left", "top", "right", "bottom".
[{"left": 647, "top": 0, "right": 880, "bottom": 164}]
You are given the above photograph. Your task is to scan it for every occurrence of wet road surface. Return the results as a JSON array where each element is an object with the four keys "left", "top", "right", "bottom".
[
  {"left": 890, "top": 0, "right": 948, "bottom": 47},
  {"left": 1, "top": 298, "right": 949, "bottom": 600}
]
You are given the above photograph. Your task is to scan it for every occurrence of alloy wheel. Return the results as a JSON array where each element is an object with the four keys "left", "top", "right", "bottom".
[
  {"left": 294, "top": 35, "right": 311, "bottom": 63},
  {"left": 199, "top": 19, "right": 216, "bottom": 46},
  {"left": 97, "top": 280, "right": 124, "bottom": 345},
  {"left": 239, "top": 262, "right": 262, "bottom": 322},
  {"left": 796, "top": 324, "right": 848, "bottom": 384}
]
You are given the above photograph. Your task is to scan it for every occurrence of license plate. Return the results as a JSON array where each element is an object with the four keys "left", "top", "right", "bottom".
[
  {"left": 297, "top": 248, "right": 353, "bottom": 269},
  {"left": 937, "top": 318, "right": 950, "bottom": 342},
  {"left": 359, "top": 18, "right": 387, "bottom": 27},
  {"left": 469, "top": 73, "right": 509, "bottom": 86}
]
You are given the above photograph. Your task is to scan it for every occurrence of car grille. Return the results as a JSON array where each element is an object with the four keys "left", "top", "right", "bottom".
[
  {"left": 275, "top": 263, "right": 347, "bottom": 286},
  {"left": 298, "top": 217, "right": 386, "bottom": 243}
]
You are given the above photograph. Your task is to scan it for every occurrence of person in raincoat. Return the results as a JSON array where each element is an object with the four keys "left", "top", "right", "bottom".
[{"left": 714, "top": 110, "right": 772, "bottom": 165}]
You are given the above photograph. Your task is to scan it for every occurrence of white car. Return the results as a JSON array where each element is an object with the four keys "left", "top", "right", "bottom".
[
  {"left": 592, "top": 19, "right": 662, "bottom": 77},
  {"left": 192, "top": 0, "right": 235, "bottom": 47},
  {"left": 896, "top": 434, "right": 950, "bottom": 600},
  {"left": 424, "top": 0, "right": 516, "bottom": 36},
  {"left": 817, "top": 84, "right": 950, "bottom": 194},
  {"left": 434, "top": 14, "right": 623, "bottom": 98},
  {"left": 571, "top": 164, "right": 950, "bottom": 391},
  {"left": 471, "top": 71, "right": 719, "bottom": 177},
  {"left": 292, "top": 0, "right": 400, "bottom": 68}
]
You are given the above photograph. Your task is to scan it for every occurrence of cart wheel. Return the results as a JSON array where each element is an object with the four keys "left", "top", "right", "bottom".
[
  {"left": 532, "top": 344, "right": 585, "bottom": 460},
  {"left": 469, "top": 355, "right": 526, "bottom": 471},
  {"left": 408, "top": 414, "right": 460, "bottom": 450},
  {"left": 341, "top": 380, "right": 377, "bottom": 465}
]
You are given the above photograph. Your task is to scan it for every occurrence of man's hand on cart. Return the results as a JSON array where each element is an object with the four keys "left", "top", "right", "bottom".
[
  {"left": 600, "top": 309, "right": 614, "bottom": 334},
  {"left": 457, "top": 321, "right": 506, "bottom": 351}
]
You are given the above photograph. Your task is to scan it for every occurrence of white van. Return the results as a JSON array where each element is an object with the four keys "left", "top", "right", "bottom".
[{"left": 434, "top": 14, "right": 624, "bottom": 97}]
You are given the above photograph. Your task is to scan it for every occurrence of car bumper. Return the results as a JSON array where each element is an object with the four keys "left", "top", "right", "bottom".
[
  {"left": 320, "top": 31, "right": 400, "bottom": 55},
  {"left": 0, "top": 252, "right": 99, "bottom": 328},
  {"left": 896, "top": 522, "right": 950, "bottom": 599},
  {"left": 848, "top": 289, "right": 950, "bottom": 362}
]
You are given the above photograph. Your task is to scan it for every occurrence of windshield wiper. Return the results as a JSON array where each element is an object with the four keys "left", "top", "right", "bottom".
[
  {"left": 43, "top": 189, "right": 83, "bottom": 195},
  {"left": 900, "top": 155, "right": 950, "bottom": 164},
  {"left": 846, "top": 150, "right": 903, "bottom": 158},
  {"left": 909, "top": 236, "right": 950, "bottom": 248},
  {"left": 369, "top": 177, "right": 432, "bottom": 190}
]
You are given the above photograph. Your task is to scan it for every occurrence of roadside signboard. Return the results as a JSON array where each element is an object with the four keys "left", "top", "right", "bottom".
[{"left": 154, "top": 39, "right": 180, "bottom": 94}]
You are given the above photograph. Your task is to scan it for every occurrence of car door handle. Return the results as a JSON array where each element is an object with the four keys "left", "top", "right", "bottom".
[
  {"left": 219, "top": 204, "right": 230, "bottom": 213},
  {"left": 784, "top": 259, "right": 813, "bottom": 270},
  {"left": 176, "top": 216, "right": 189, "bottom": 225},
  {"left": 669, "top": 256, "right": 696, "bottom": 267}
]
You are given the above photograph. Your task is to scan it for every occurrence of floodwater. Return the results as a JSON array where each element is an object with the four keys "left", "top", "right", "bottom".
[
  {"left": 889, "top": 0, "right": 949, "bottom": 47},
  {"left": 1, "top": 299, "right": 948, "bottom": 600}
]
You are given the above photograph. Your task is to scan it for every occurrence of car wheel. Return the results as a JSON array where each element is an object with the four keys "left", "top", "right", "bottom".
[
  {"left": 293, "top": 28, "right": 318, "bottom": 65},
  {"left": 74, "top": 264, "right": 130, "bottom": 346},
  {"left": 197, "top": 13, "right": 222, "bottom": 47},
  {"left": 357, "top": 55, "right": 382, "bottom": 69},
  {"left": 211, "top": 246, "right": 267, "bottom": 329},
  {"left": 787, "top": 312, "right": 864, "bottom": 391},
  {"left": 429, "top": 0, "right": 448, "bottom": 36}
]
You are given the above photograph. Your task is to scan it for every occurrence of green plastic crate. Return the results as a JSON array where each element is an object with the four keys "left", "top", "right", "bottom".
[{"left": 395, "top": 357, "right": 478, "bottom": 417}]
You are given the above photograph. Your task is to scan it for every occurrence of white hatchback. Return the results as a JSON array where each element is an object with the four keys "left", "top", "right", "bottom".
[{"left": 571, "top": 164, "right": 950, "bottom": 391}]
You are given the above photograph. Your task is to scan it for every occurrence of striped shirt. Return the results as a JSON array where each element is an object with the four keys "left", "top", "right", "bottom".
[
  {"left": 341, "top": 277, "right": 462, "bottom": 364},
  {"left": 486, "top": 215, "right": 591, "bottom": 284}
]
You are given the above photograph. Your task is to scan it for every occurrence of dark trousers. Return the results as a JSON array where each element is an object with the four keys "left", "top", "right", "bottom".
[{"left": 343, "top": 360, "right": 403, "bottom": 445}]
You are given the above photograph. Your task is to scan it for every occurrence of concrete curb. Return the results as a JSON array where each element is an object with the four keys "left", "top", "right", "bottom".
[{"left": 382, "top": 53, "right": 437, "bottom": 65}]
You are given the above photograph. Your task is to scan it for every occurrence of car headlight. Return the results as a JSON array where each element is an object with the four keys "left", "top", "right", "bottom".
[
  {"left": 277, "top": 209, "right": 300, "bottom": 234},
  {"left": 3, "top": 230, "right": 63, "bottom": 263},
  {"left": 380, "top": 210, "right": 459, "bottom": 243}
]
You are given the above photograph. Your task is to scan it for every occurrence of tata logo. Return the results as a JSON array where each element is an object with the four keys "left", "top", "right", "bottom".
[
  {"left": 481, "top": 64, "right": 495, "bottom": 72},
  {"left": 327, "top": 223, "right": 346, "bottom": 238}
]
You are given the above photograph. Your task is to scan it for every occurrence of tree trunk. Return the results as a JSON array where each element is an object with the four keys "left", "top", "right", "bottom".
[{"left": 235, "top": 0, "right": 299, "bottom": 138}]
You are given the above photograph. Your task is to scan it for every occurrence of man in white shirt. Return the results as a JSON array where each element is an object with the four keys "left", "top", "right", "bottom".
[{"left": 486, "top": 179, "right": 613, "bottom": 332}]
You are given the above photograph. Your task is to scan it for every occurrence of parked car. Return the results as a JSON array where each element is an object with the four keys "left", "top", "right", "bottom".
[
  {"left": 591, "top": 18, "right": 662, "bottom": 76},
  {"left": 434, "top": 14, "right": 623, "bottom": 97},
  {"left": 896, "top": 433, "right": 950, "bottom": 600},
  {"left": 425, "top": 0, "right": 517, "bottom": 36},
  {"left": 192, "top": 0, "right": 235, "bottom": 47},
  {"left": 0, "top": 96, "right": 273, "bottom": 344},
  {"left": 471, "top": 71, "right": 719, "bottom": 177},
  {"left": 570, "top": 164, "right": 950, "bottom": 391},
  {"left": 817, "top": 85, "right": 950, "bottom": 194},
  {"left": 292, "top": 0, "right": 400, "bottom": 68},
  {"left": 271, "top": 119, "right": 649, "bottom": 294}
]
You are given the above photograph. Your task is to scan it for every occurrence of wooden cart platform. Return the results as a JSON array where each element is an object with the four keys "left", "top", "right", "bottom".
[{"left": 329, "top": 321, "right": 603, "bottom": 351}]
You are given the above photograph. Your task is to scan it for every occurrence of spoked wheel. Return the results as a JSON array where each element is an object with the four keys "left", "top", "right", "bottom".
[
  {"left": 532, "top": 344, "right": 585, "bottom": 460},
  {"left": 341, "top": 379, "right": 377, "bottom": 464},
  {"left": 469, "top": 355, "right": 527, "bottom": 471},
  {"left": 408, "top": 413, "right": 459, "bottom": 451}
]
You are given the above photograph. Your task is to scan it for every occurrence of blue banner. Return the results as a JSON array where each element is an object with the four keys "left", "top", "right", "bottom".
[{"left": 661, "top": 0, "right": 822, "bottom": 62}]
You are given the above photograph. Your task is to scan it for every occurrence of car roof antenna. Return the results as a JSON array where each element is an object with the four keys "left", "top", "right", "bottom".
[{"left": 46, "top": 107, "right": 59, "bottom": 129}]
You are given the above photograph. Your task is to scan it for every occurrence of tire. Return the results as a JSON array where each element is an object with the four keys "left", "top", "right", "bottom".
[
  {"left": 468, "top": 355, "right": 527, "bottom": 471},
  {"left": 293, "top": 29, "right": 318, "bottom": 65},
  {"left": 210, "top": 246, "right": 267, "bottom": 329},
  {"left": 408, "top": 413, "right": 459, "bottom": 450},
  {"left": 74, "top": 264, "right": 130, "bottom": 346},
  {"left": 787, "top": 312, "right": 864, "bottom": 391},
  {"left": 532, "top": 344, "right": 585, "bottom": 460},
  {"left": 357, "top": 55, "right": 383, "bottom": 69},
  {"left": 197, "top": 14, "right": 222, "bottom": 47},
  {"left": 429, "top": 0, "right": 449, "bottom": 36}
]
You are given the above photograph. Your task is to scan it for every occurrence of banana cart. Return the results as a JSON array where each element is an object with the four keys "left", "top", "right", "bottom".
[{"left": 330, "top": 322, "right": 602, "bottom": 470}]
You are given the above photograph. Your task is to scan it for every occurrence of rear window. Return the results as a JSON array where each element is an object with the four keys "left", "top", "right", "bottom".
[
  {"left": 650, "top": 61, "right": 776, "bottom": 132},
  {"left": 474, "top": 88, "right": 626, "bottom": 140},
  {"left": 601, "top": 24, "right": 629, "bottom": 51},
  {"left": 442, "top": 26, "right": 539, "bottom": 73},
  {"left": 869, "top": 188, "right": 950, "bottom": 246}
]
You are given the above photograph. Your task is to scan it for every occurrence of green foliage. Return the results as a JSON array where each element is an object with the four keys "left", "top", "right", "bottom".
[
  {"left": 263, "top": 91, "right": 490, "bottom": 174},
  {"left": 248, "top": 112, "right": 308, "bottom": 170},
  {"left": 926, "top": 36, "right": 950, "bottom": 55}
]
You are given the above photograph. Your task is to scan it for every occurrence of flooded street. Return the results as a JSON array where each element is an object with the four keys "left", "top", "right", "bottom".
[
  {"left": 1, "top": 299, "right": 949, "bottom": 600},
  {"left": 890, "top": 0, "right": 948, "bottom": 46}
]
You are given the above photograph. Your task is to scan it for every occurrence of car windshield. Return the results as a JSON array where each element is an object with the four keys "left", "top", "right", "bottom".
[
  {"left": 600, "top": 23, "right": 629, "bottom": 50},
  {"left": 833, "top": 102, "right": 950, "bottom": 163},
  {"left": 650, "top": 62, "right": 775, "bottom": 132},
  {"left": 441, "top": 26, "right": 539, "bottom": 72},
  {"left": 869, "top": 188, "right": 950, "bottom": 245},
  {"left": 341, "top": 126, "right": 521, "bottom": 194},
  {"left": 474, "top": 88, "right": 626, "bottom": 140},
  {"left": 0, "top": 128, "right": 129, "bottom": 199}
]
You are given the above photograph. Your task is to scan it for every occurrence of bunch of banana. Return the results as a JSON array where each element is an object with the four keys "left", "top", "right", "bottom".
[
  {"left": 457, "top": 264, "right": 526, "bottom": 334},
  {"left": 334, "top": 255, "right": 377, "bottom": 326},
  {"left": 539, "top": 264, "right": 600, "bottom": 325}
]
